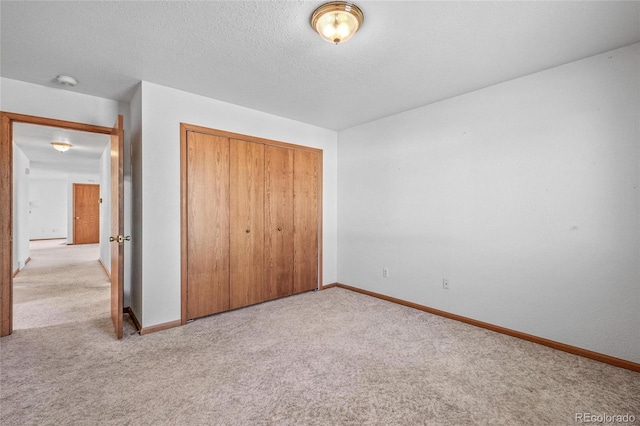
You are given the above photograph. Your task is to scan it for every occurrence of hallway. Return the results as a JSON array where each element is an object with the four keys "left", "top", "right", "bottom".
[{"left": 12, "top": 239, "right": 110, "bottom": 330}]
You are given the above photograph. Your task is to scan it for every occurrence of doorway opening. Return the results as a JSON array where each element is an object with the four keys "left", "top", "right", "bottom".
[
  {"left": 0, "top": 112, "right": 125, "bottom": 339},
  {"left": 11, "top": 122, "right": 109, "bottom": 332}
]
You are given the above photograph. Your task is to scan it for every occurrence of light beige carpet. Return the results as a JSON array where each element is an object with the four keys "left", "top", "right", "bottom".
[
  {"left": 1, "top": 241, "right": 639, "bottom": 425},
  {"left": 11, "top": 239, "right": 111, "bottom": 331}
]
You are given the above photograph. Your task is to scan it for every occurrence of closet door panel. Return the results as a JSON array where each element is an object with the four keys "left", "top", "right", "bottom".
[
  {"left": 230, "top": 139, "right": 265, "bottom": 309},
  {"left": 293, "top": 150, "right": 319, "bottom": 293},
  {"left": 264, "top": 145, "right": 294, "bottom": 300},
  {"left": 186, "top": 132, "right": 230, "bottom": 319}
]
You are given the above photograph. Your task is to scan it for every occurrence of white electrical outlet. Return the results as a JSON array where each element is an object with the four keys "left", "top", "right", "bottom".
[
  {"left": 383, "top": 268, "right": 389, "bottom": 278},
  {"left": 443, "top": 278, "right": 449, "bottom": 290}
]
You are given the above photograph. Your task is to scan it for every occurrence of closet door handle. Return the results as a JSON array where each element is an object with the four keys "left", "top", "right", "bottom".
[
  {"left": 246, "top": 229, "right": 250, "bottom": 233},
  {"left": 277, "top": 227, "right": 282, "bottom": 232}
]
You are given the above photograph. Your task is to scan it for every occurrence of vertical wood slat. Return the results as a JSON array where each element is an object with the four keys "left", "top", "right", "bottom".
[
  {"left": 110, "top": 115, "right": 124, "bottom": 339},
  {"left": 0, "top": 114, "right": 13, "bottom": 336},
  {"left": 264, "top": 145, "right": 294, "bottom": 301},
  {"left": 186, "top": 132, "right": 230, "bottom": 319},
  {"left": 229, "top": 139, "right": 265, "bottom": 309},
  {"left": 293, "top": 150, "right": 319, "bottom": 293}
]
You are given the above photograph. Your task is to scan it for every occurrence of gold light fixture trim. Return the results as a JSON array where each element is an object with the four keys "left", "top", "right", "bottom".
[
  {"left": 51, "top": 141, "right": 72, "bottom": 153},
  {"left": 311, "top": 1, "right": 364, "bottom": 44}
]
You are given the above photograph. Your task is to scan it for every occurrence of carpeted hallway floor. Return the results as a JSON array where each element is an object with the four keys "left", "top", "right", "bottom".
[
  {"left": 1, "top": 240, "right": 638, "bottom": 425},
  {"left": 11, "top": 239, "right": 113, "bottom": 331}
]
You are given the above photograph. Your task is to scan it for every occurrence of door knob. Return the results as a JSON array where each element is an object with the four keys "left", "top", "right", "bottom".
[
  {"left": 277, "top": 227, "right": 282, "bottom": 231},
  {"left": 110, "top": 235, "right": 131, "bottom": 243},
  {"left": 246, "top": 229, "right": 250, "bottom": 233},
  {"left": 75, "top": 217, "right": 80, "bottom": 219}
]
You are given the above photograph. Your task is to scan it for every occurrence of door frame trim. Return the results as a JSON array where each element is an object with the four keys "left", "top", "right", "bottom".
[
  {"left": 0, "top": 111, "right": 112, "bottom": 337},
  {"left": 180, "top": 123, "right": 323, "bottom": 325}
]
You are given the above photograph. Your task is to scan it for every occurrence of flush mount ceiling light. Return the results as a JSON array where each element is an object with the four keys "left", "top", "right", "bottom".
[
  {"left": 55, "top": 75, "right": 78, "bottom": 86},
  {"left": 311, "top": 1, "right": 364, "bottom": 44},
  {"left": 51, "top": 141, "right": 72, "bottom": 153}
]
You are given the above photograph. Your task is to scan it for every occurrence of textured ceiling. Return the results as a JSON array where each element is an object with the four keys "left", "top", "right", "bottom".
[{"left": 2, "top": 1, "right": 640, "bottom": 131}]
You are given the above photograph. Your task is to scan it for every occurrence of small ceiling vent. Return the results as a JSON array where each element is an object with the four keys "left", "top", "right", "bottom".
[{"left": 55, "top": 75, "right": 78, "bottom": 86}]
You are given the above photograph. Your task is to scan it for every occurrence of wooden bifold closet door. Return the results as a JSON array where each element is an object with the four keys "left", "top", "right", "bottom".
[
  {"left": 293, "top": 150, "right": 319, "bottom": 294},
  {"left": 264, "top": 145, "right": 294, "bottom": 301},
  {"left": 229, "top": 139, "right": 265, "bottom": 309},
  {"left": 183, "top": 126, "right": 322, "bottom": 322},
  {"left": 186, "top": 133, "right": 230, "bottom": 319}
]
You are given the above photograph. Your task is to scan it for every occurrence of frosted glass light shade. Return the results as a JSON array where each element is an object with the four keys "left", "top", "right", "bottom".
[
  {"left": 311, "top": 2, "right": 364, "bottom": 44},
  {"left": 51, "top": 142, "right": 72, "bottom": 152}
]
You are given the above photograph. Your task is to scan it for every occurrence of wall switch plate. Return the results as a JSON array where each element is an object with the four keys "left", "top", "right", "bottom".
[
  {"left": 443, "top": 278, "right": 449, "bottom": 290},
  {"left": 383, "top": 268, "right": 389, "bottom": 278}
]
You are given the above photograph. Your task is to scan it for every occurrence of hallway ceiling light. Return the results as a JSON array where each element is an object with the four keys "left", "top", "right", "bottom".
[
  {"left": 51, "top": 141, "right": 72, "bottom": 152},
  {"left": 311, "top": 1, "right": 364, "bottom": 44}
]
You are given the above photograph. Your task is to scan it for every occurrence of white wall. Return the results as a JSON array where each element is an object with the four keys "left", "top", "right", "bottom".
[
  {"left": 12, "top": 146, "right": 30, "bottom": 272},
  {"left": 338, "top": 44, "right": 640, "bottom": 363},
  {"left": 0, "top": 78, "right": 121, "bottom": 127},
  {"left": 121, "top": 104, "right": 133, "bottom": 309},
  {"left": 139, "top": 81, "right": 338, "bottom": 327},
  {"left": 29, "top": 174, "right": 67, "bottom": 240},
  {"left": 130, "top": 84, "right": 143, "bottom": 319}
]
